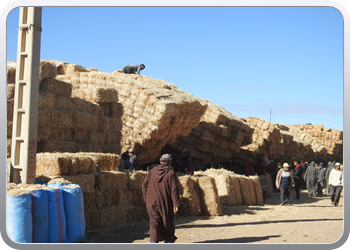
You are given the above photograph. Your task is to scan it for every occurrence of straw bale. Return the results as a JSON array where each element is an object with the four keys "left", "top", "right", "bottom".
[
  {"left": 57, "top": 63, "right": 87, "bottom": 75},
  {"left": 71, "top": 97, "right": 101, "bottom": 115},
  {"left": 36, "top": 152, "right": 96, "bottom": 176},
  {"left": 76, "top": 152, "right": 121, "bottom": 172},
  {"left": 125, "top": 171, "right": 147, "bottom": 206},
  {"left": 177, "top": 175, "right": 202, "bottom": 216},
  {"left": 92, "top": 87, "right": 119, "bottom": 104},
  {"left": 38, "top": 109, "right": 74, "bottom": 128},
  {"left": 95, "top": 171, "right": 127, "bottom": 192},
  {"left": 230, "top": 175, "right": 243, "bottom": 205},
  {"left": 39, "top": 60, "right": 58, "bottom": 80},
  {"left": 39, "top": 78, "right": 73, "bottom": 97},
  {"left": 196, "top": 176, "right": 222, "bottom": 216},
  {"left": 202, "top": 168, "right": 236, "bottom": 206},
  {"left": 73, "top": 111, "right": 98, "bottom": 131},
  {"left": 237, "top": 175, "right": 256, "bottom": 205},
  {"left": 251, "top": 175, "right": 263, "bottom": 205}
]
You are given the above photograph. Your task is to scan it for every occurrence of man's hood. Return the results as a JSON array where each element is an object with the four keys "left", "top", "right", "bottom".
[{"left": 155, "top": 164, "right": 172, "bottom": 183}]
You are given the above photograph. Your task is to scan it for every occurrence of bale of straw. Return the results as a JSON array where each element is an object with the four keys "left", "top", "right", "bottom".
[
  {"left": 237, "top": 175, "right": 256, "bottom": 205},
  {"left": 202, "top": 168, "right": 236, "bottom": 206},
  {"left": 177, "top": 175, "right": 202, "bottom": 216},
  {"left": 39, "top": 60, "right": 58, "bottom": 80},
  {"left": 36, "top": 153, "right": 96, "bottom": 176},
  {"left": 92, "top": 87, "right": 119, "bottom": 104},
  {"left": 195, "top": 176, "right": 222, "bottom": 216},
  {"left": 251, "top": 175, "right": 264, "bottom": 205},
  {"left": 39, "top": 78, "right": 72, "bottom": 97},
  {"left": 126, "top": 171, "right": 148, "bottom": 206},
  {"left": 95, "top": 171, "right": 127, "bottom": 192},
  {"left": 72, "top": 111, "right": 98, "bottom": 131},
  {"left": 75, "top": 152, "right": 122, "bottom": 172}
]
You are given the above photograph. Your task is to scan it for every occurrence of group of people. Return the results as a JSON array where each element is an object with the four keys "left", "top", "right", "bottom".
[{"left": 275, "top": 159, "right": 343, "bottom": 207}]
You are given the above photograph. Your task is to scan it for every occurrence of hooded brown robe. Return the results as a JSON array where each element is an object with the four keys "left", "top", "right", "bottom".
[{"left": 142, "top": 164, "right": 180, "bottom": 242}]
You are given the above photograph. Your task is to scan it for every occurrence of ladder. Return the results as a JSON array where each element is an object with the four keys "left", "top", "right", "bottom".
[{"left": 10, "top": 7, "right": 42, "bottom": 184}]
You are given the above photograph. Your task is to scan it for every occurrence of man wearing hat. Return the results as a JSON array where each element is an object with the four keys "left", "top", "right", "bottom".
[
  {"left": 276, "top": 163, "right": 295, "bottom": 206},
  {"left": 328, "top": 162, "right": 343, "bottom": 206},
  {"left": 142, "top": 154, "right": 180, "bottom": 243}
]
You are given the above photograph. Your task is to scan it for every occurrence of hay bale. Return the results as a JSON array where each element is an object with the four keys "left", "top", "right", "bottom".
[
  {"left": 75, "top": 152, "right": 122, "bottom": 172},
  {"left": 39, "top": 60, "right": 58, "bottom": 80},
  {"left": 230, "top": 175, "right": 243, "bottom": 205},
  {"left": 95, "top": 171, "right": 127, "bottom": 192},
  {"left": 177, "top": 175, "right": 202, "bottom": 216},
  {"left": 72, "top": 111, "right": 98, "bottom": 131},
  {"left": 251, "top": 175, "right": 263, "bottom": 205},
  {"left": 36, "top": 153, "right": 96, "bottom": 176},
  {"left": 202, "top": 168, "right": 236, "bottom": 206},
  {"left": 39, "top": 78, "right": 72, "bottom": 97},
  {"left": 126, "top": 171, "right": 148, "bottom": 206},
  {"left": 237, "top": 175, "right": 256, "bottom": 205},
  {"left": 196, "top": 176, "right": 222, "bottom": 216}
]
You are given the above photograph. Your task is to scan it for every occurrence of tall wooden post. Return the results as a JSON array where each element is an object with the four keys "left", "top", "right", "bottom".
[{"left": 10, "top": 7, "right": 42, "bottom": 184}]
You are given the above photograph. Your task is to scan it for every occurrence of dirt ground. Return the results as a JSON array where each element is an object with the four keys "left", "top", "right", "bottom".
[{"left": 85, "top": 189, "right": 344, "bottom": 244}]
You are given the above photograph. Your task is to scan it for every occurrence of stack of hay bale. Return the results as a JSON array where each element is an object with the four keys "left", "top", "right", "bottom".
[
  {"left": 170, "top": 100, "right": 253, "bottom": 167},
  {"left": 35, "top": 152, "right": 148, "bottom": 229},
  {"left": 54, "top": 61, "right": 208, "bottom": 163},
  {"left": 289, "top": 124, "right": 342, "bottom": 162},
  {"left": 176, "top": 169, "right": 272, "bottom": 217}
]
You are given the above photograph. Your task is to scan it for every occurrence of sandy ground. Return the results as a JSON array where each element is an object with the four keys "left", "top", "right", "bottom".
[{"left": 85, "top": 189, "right": 344, "bottom": 244}]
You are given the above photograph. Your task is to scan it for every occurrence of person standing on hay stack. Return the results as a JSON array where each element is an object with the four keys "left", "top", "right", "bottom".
[
  {"left": 292, "top": 160, "right": 303, "bottom": 200},
  {"left": 181, "top": 148, "right": 194, "bottom": 175},
  {"left": 303, "top": 161, "right": 318, "bottom": 198},
  {"left": 142, "top": 154, "right": 180, "bottom": 243},
  {"left": 276, "top": 163, "right": 295, "bottom": 206},
  {"left": 122, "top": 64, "right": 145, "bottom": 75}
]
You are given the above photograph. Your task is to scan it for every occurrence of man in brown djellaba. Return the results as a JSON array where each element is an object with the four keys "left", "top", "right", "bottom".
[{"left": 142, "top": 154, "right": 180, "bottom": 243}]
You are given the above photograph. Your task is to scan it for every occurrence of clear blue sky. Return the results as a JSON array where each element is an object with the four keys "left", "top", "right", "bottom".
[{"left": 6, "top": 7, "right": 344, "bottom": 130}]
